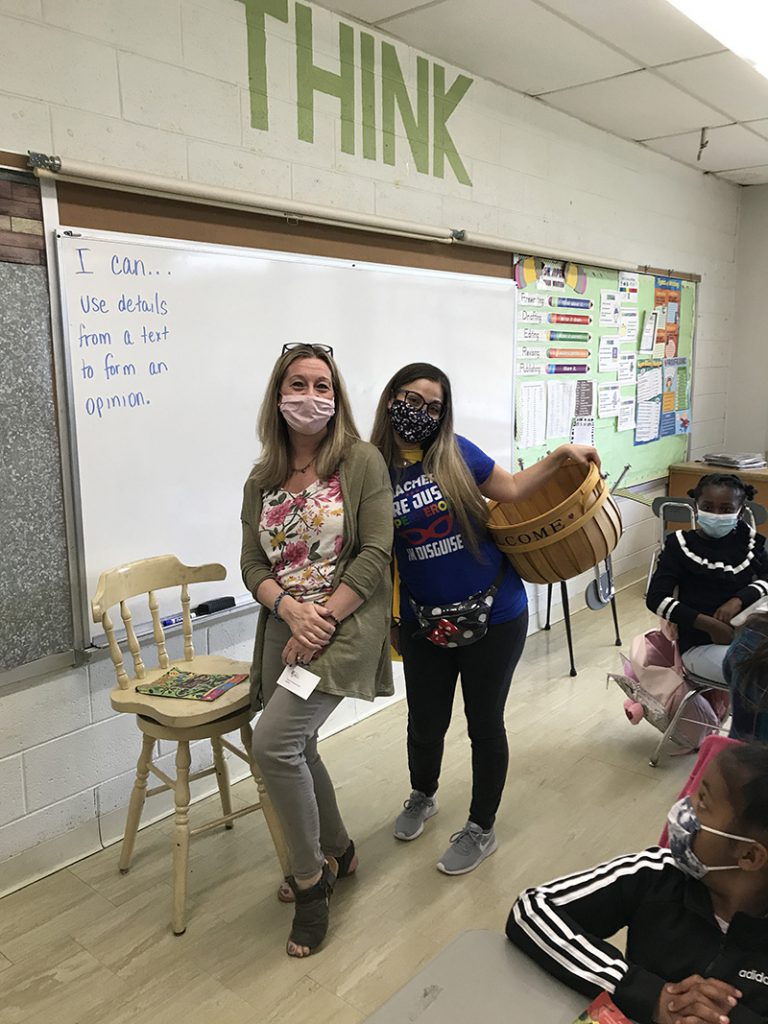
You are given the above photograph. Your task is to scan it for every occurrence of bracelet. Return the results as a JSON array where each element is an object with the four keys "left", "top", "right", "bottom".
[
  {"left": 325, "top": 611, "right": 341, "bottom": 628},
  {"left": 273, "top": 593, "right": 287, "bottom": 620}
]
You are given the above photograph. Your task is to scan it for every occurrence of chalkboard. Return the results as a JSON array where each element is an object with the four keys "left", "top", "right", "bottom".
[
  {"left": 55, "top": 228, "right": 517, "bottom": 641},
  {"left": 512, "top": 260, "right": 693, "bottom": 486},
  {"left": 0, "top": 261, "right": 74, "bottom": 671}
]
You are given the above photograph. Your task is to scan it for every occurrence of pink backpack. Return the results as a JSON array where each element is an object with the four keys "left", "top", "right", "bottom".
[{"left": 608, "top": 629, "right": 728, "bottom": 751}]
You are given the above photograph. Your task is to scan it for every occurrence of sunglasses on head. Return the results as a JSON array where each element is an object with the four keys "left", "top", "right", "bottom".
[{"left": 282, "top": 343, "right": 334, "bottom": 357}]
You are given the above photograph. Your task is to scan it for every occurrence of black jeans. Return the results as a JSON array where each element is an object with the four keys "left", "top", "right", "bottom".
[{"left": 400, "top": 609, "right": 529, "bottom": 831}]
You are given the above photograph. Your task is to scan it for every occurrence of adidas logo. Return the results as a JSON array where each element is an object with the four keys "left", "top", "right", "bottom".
[{"left": 739, "top": 970, "right": 768, "bottom": 986}]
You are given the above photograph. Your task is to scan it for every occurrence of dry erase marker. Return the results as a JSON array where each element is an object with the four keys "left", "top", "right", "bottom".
[
  {"left": 546, "top": 363, "right": 588, "bottom": 374},
  {"left": 161, "top": 613, "right": 185, "bottom": 627},
  {"left": 548, "top": 330, "right": 591, "bottom": 341},
  {"left": 548, "top": 347, "right": 590, "bottom": 359},
  {"left": 547, "top": 297, "right": 593, "bottom": 309},
  {"left": 548, "top": 313, "right": 591, "bottom": 325}
]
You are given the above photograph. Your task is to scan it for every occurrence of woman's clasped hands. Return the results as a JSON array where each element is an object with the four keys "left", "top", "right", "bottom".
[{"left": 280, "top": 598, "right": 337, "bottom": 666}]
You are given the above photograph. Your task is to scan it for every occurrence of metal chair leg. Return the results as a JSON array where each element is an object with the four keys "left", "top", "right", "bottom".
[
  {"left": 560, "top": 581, "right": 577, "bottom": 677},
  {"left": 544, "top": 584, "right": 553, "bottom": 631},
  {"left": 649, "top": 687, "right": 699, "bottom": 767},
  {"left": 610, "top": 595, "right": 622, "bottom": 647}
]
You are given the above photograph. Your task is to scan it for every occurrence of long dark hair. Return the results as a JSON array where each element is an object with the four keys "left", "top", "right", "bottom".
[{"left": 370, "top": 362, "right": 489, "bottom": 557}]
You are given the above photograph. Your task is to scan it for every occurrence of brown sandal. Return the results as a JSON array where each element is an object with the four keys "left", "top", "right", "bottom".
[
  {"left": 277, "top": 840, "right": 356, "bottom": 903},
  {"left": 286, "top": 860, "right": 336, "bottom": 957}
]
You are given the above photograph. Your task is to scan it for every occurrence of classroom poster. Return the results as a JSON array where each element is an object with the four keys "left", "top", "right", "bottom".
[
  {"left": 599, "top": 289, "right": 621, "bottom": 327},
  {"left": 639, "top": 308, "right": 658, "bottom": 352},
  {"left": 619, "top": 308, "right": 640, "bottom": 341},
  {"left": 618, "top": 271, "right": 639, "bottom": 302},
  {"left": 618, "top": 351, "right": 637, "bottom": 384},
  {"left": 618, "top": 396, "right": 636, "bottom": 431},
  {"left": 635, "top": 398, "right": 662, "bottom": 444},
  {"left": 598, "top": 337, "right": 620, "bottom": 373},
  {"left": 546, "top": 378, "right": 576, "bottom": 439},
  {"left": 598, "top": 382, "right": 621, "bottom": 417},
  {"left": 570, "top": 416, "right": 595, "bottom": 445},
  {"left": 575, "top": 379, "right": 595, "bottom": 417},
  {"left": 516, "top": 381, "right": 546, "bottom": 448},
  {"left": 655, "top": 276, "right": 682, "bottom": 357}
]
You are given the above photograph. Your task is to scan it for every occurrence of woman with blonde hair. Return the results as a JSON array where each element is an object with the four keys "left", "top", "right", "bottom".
[
  {"left": 241, "top": 343, "right": 393, "bottom": 957},
  {"left": 371, "top": 362, "right": 599, "bottom": 875}
]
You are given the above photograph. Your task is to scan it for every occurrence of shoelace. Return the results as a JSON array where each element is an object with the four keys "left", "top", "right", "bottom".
[
  {"left": 448, "top": 826, "right": 484, "bottom": 850},
  {"left": 403, "top": 794, "right": 430, "bottom": 815}
]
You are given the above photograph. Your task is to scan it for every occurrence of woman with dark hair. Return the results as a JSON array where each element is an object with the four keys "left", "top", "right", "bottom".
[
  {"left": 241, "top": 343, "right": 393, "bottom": 957},
  {"left": 647, "top": 473, "right": 768, "bottom": 683},
  {"left": 371, "top": 362, "right": 599, "bottom": 876}
]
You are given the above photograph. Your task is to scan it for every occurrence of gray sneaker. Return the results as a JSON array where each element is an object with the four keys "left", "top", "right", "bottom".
[
  {"left": 436, "top": 821, "right": 497, "bottom": 875},
  {"left": 393, "top": 790, "right": 439, "bottom": 841}
]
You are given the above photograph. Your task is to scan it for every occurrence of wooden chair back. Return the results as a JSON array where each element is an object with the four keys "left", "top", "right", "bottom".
[{"left": 91, "top": 554, "right": 226, "bottom": 689}]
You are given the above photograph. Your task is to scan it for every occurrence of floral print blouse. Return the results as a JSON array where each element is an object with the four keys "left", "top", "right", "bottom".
[{"left": 259, "top": 472, "right": 344, "bottom": 601}]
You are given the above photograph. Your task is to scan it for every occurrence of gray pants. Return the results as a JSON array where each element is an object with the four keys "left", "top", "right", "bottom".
[
  {"left": 251, "top": 617, "right": 350, "bottom": 881},
  {"left": 682, "top": 643, "right": 728, "bottom": 684}
]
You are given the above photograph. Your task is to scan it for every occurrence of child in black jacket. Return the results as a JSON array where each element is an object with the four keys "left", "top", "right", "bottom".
[
  {"left": 507, "top": 744, "right": 768, "bottom": 1024},
  {"left": 646, "top": 474, "right": 768, "bottom": 683}
]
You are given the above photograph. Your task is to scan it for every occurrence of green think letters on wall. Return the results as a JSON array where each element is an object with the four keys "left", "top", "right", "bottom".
[{"left": 237, "top": 0, "right": 474, "bottom": 185}]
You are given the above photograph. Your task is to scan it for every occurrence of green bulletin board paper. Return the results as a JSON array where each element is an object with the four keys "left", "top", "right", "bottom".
[{"left": 513, "top": 263, "right": 692, "bottom": 488}]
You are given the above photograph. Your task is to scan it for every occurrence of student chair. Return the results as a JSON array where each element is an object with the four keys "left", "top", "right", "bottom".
[
  {"left": 643, "top": 498, "right": 766, "bottom": 767},
  {"left": 91, "top": 554, "right": 289, "bottom": 934}
]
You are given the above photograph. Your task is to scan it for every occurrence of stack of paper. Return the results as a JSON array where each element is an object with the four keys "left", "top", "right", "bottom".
[{"left": 703, "top": 452, "right": 767, "bottom": 469}]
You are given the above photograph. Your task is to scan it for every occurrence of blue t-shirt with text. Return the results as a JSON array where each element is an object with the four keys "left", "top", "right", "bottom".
[{"left": 393, "top": 436, "right": 527, "bottom": 624}]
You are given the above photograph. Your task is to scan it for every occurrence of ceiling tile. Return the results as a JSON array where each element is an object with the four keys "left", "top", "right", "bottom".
[
  {"left": 717, "top": 165, "right": 768, "bottom": 185},
  {"left": 533, "top": 0, "right": 723, "bottom": 66},
  {"left": 657, "top": 52, "right": 768, "bottom": 122},
  {"left": 644, "top": 124, "right": 768, "bottom": 172},
  {"left": 315, "top": 0, "right": 440, "bottom": 23},
  {"left": 542, "top": 71, "right": 730, "bottom": 140},
  {"left": 380, "top": 0, "right": 639, "bottom": 95}
]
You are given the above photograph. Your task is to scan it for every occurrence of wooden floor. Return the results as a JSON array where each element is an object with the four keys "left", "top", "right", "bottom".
[{"left": 0, "top": 583, "right": 695, "bottom": 1024}]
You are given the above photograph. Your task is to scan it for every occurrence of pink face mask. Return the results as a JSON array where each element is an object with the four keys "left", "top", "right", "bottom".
[{"left": 279, "top": 394, "right": 335, "bottom": 434}]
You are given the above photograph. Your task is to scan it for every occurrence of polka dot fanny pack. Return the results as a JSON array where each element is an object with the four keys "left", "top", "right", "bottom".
[{"left": 406, "top": 567, "right": 506, "bottom": 648}]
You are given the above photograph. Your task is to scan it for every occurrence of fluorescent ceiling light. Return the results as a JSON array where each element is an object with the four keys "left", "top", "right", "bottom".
[{"left": 665, "top": 0, "right": 768, "bottom": 78}]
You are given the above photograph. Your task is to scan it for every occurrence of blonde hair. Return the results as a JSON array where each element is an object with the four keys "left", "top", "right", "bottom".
[
  {"left": 370, "top": 362, "right": 489, "bottom": 556},
  {"left": 250, "top": 345, "right": 360, "bottom": 489}
]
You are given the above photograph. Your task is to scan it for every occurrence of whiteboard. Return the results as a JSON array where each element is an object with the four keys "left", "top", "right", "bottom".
[{"left": 55, "top": 229, "right": 517, "bottom": 641}]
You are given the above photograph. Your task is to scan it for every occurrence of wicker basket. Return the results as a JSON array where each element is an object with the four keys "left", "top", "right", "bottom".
[{"left": 487, "top": 461, "right": 622, "bottom": 585}]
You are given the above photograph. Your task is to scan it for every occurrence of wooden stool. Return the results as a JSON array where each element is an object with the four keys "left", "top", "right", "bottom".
[{"left": 92, "top": 554, "right": 289, "bottom": 934}]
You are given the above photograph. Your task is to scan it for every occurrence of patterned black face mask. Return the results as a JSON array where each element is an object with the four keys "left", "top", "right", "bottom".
[{"left": 388, "top": 400, "right": 441, "bottom": 444}]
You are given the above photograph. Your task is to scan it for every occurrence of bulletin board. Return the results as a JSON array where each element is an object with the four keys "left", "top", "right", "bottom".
[{"left": 512, "top": 258, "right": 694, "bottom": 487}]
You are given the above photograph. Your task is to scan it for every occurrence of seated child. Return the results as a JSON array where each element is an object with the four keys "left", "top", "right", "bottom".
[
  {"left": 724, "top": 612, "right": 768, "bottom": 742},
  {"left": 646, "top": 473, "right": 768, "bottom": 683},
  {"left": 507, "top": 744, "right": 768, "bottom": 1024}
]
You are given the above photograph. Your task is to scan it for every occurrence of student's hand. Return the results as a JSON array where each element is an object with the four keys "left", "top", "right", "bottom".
[
  {"left": 696, "top": 615, "right": 735, "bottom": 646},
  {"left": 282, "top": 636, "right": 321, "bottom": 667},
  {"left": 713, "top": 598, "right": 742, "bottom": 624},
  {"left": 655, "top": 975, "right": 741, "bottom": 1024},
  {"left": 281, "top": 598, "right": 336, "bottom": 648},
  {"left": 554, "top": 444, "right": 601, "bottom": 470}
]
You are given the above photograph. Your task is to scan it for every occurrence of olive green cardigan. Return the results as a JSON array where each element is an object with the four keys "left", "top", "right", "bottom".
[{"left": 241, "top": 439, "right": 394, "bottom": 708}]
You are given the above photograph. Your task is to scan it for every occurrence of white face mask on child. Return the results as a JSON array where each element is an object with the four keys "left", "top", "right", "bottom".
[{"left": 697, "top": 509, "right": 739, "bottom": 539}]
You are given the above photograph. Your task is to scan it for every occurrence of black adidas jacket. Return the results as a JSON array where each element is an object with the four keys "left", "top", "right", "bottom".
[
  {"left": 507, "top": 847, "right": 768, "bottom": 1024},
  {"left": 646, "top": 522, "right": 768, "bottom": 652}
]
